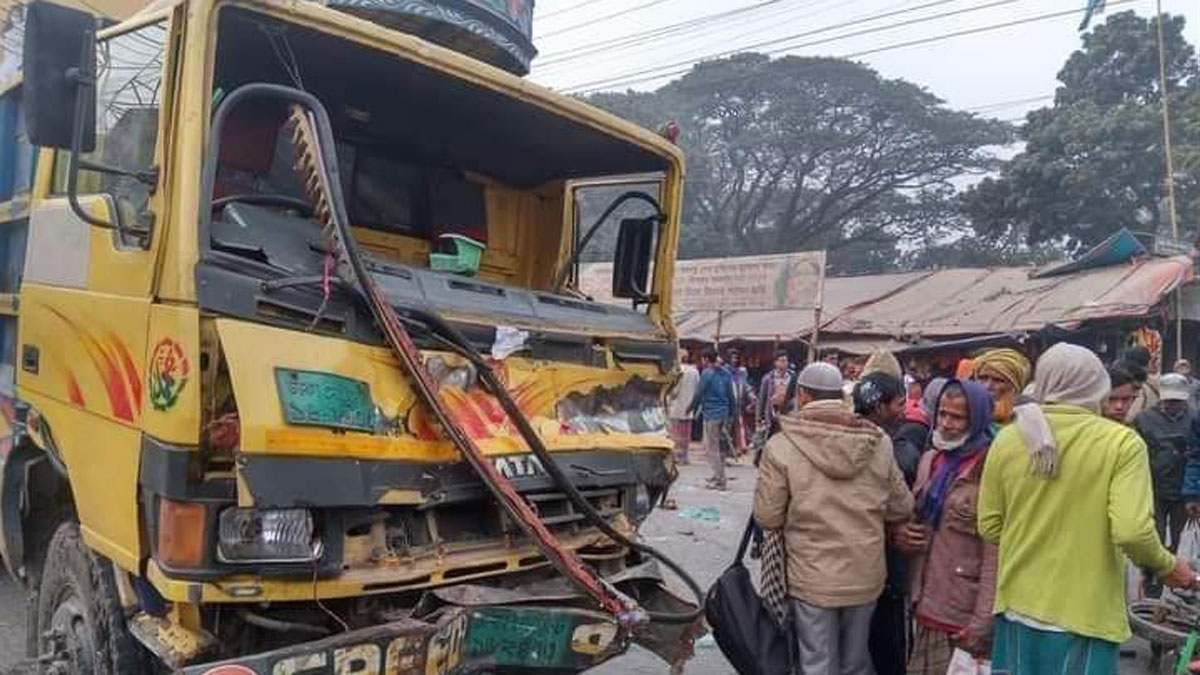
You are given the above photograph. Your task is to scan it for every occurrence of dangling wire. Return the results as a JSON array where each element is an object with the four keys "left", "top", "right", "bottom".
[
  {"left": 306, "top": 249, "right": 334, "bottom": 332},
  {"left": 261, "top": 25, "right": 305, "bottom": 91}
]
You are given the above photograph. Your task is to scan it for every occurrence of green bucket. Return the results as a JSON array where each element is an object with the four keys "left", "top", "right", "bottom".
[{"left": 430, "top": 234, "right": 485, "bottom": 276}]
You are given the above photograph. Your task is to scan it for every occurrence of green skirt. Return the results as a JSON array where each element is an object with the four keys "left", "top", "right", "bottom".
[{"left": 991, "top": 615, "right": 1119, "bottom": 675}]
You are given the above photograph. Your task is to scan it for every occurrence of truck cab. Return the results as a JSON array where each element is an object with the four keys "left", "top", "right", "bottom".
[{"left": 0, "top": 0, "right": 694, "bottom": 671}]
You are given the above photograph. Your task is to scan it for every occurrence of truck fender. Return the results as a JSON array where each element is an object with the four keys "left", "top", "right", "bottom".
[{"left": 0, "top": 437, "right": 72, "bottom": 585}]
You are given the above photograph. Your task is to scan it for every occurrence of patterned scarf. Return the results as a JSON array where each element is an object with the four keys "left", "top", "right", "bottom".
[
  {"left": 760, "top": 529, "right": 789, "bottom": 628},
  {"left": 918, "top": 444, "right": 981, "bottom": 528}
]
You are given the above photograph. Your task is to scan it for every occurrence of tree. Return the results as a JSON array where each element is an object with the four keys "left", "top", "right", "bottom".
[
  {"left": 963, "top": 11, "right": 1200, "bottom": 252},
  {"left": 588, "top": 54, "right": 1012, "bottom": 274}
]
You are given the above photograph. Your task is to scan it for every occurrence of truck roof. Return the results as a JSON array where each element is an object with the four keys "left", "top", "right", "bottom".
[{"left": 125, "top": 0, "right": 684, "bottom": 171}]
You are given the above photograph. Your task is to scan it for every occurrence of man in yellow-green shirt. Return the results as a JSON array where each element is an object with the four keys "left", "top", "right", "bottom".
[{"left": 978, "top": 343, "right": 1196, "bottom": 674}]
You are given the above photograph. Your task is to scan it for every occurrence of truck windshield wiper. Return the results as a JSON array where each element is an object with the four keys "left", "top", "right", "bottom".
[{"left": 260, "top": 274, "right": 352, "bottom": 294}]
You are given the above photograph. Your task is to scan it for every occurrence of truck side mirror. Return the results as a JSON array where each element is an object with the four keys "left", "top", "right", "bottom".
[
  {"left": 23, "top": 0, "right": 97, "bottom": 152},
  {"left": 612, "top": 216, "right": 657, "bottom": 301}
]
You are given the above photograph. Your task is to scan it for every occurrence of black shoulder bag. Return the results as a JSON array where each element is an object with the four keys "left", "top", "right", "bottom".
[{"left": 704, "top": 519, "right": 794, "bottom": 675}]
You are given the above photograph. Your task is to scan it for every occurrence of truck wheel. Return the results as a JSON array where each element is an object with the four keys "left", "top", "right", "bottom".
[{"left": 36, "top": 522, "right": 144, "bottom": 674}]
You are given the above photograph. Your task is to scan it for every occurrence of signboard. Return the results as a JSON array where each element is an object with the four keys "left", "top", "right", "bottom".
[{"left": 580, "top": 251, "right": 826, "bottom": 312}]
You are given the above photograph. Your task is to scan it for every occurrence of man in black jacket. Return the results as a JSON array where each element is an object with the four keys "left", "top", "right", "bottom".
[
  {"left": 852, "top": 372, "right": 911, "bottom": 675},
  {"left": 890, "top": 378, "right": 946, "bottom": 485},
  {"left": 1134, "top": 373, "right": 1194, "bottom": 552}
]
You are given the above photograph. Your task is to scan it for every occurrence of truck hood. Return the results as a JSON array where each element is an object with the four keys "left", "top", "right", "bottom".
[{"left": 215, "top": 318, "right": 672, "bottom": 463}]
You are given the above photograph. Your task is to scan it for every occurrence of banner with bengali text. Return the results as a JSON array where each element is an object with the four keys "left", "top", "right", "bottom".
[{"left": 579, "top": 251, "right": 826, "bottom": 312}]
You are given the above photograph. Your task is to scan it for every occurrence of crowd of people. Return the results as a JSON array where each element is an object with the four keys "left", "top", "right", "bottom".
[{"left": 668, "top": 341, "right": 1200, "bottom": 675}]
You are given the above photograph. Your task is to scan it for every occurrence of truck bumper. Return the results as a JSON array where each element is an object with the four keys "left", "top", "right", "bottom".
[{"left": 182, "top": 563, "right": 700, "bottom": 674}]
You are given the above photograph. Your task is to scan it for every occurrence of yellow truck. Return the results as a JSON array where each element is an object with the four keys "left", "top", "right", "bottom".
[{"left": 0, "top": 0, "right": 698, "bottom": 671}]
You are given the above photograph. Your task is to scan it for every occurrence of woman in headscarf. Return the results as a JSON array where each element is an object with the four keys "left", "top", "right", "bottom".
[
  {"left": 978, "top": 344, "right": 1196, "bottom": 674},
  {"left": 896, "top": 379, "right": 997, "bottom": 673},
  {"left": 972, "top": 348, "right": 1032, "bottom": 425}
]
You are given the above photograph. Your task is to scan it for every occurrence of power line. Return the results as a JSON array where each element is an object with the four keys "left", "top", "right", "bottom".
[
  {"left": 650, "top": 0, "right": 881, "bottom": 68},
  {"left": 566, "top": 0, "right": 1142, "bottom": 94},
  {"left": 580, "top": 0, "right": 888, "bottom": 79},
  {"left": 536, "top": 0, "right": 867, "bottom": 75},
  {"left": 534, "top": 0, "right": 789, "bottom": 69},
  {"left": 559, "top": 0, "right": 1000, "bottom": 92},
  {"left": 841, "top": 0, "right": 1140, "bottom": 60},
  {"left": 536, "top": 0, "right": 604, "bottom": 21},
  {"left": 538, "top": 0, "right": 680, "bottom": 40},
  {"left": 964, "top": 94, "right": 1054, "bottom": 112}
]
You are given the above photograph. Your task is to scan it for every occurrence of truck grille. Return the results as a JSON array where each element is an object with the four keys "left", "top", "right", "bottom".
[{"left": 346, "top": 488, "right": 626, "bottom": 563}]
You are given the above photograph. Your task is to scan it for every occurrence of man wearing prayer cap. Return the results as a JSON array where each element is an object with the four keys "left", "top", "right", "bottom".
[
  {"left": 754, "top": 362, "right": 913, "bottom": 673},
  {"left": 973, "top": 348, "right": 1033, "bottom": 425}
]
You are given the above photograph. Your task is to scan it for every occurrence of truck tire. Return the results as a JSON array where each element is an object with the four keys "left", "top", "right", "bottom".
[{"left": 35, "top": 522, "right": 145, "bottom": 674}]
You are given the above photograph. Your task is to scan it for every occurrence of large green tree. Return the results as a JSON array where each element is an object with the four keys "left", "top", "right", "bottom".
[
  {"left": 963, "top": 11, "right": 1200, "bottom": 252},
  {"left": 589, "top": 54, "right": 1012, "bottom": 273}
]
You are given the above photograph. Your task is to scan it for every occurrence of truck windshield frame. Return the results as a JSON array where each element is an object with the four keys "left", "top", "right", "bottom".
[{"left": 196, "top": 3, "right": 681, "bottom": 330}]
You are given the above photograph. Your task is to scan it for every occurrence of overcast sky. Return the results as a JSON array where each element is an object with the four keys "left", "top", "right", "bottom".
[{"left": 528, "top": 0, "right": 1200, "bottom": 121}]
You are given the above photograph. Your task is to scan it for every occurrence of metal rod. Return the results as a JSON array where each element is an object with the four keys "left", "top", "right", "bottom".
[{"left": 809, "top": 250, "right": 828, "bottom": 364}]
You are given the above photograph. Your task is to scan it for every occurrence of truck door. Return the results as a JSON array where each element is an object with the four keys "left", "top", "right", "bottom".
[{"left": 17, "top": 14, "right": 176, "bottom": 572}]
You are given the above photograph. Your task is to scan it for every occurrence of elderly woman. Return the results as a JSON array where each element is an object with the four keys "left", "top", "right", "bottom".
[
  {"left": 896, "top": 380, "right": 997, "bottom": 673},
  {"left": 979, "top": 344, "right": 1195, "bottom": 673},
  {"left": 973, "top": 348, "right": 1032, "bottom": 425}
]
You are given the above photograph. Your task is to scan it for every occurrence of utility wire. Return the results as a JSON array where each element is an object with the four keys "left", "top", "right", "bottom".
[
  {"left": 537, "top": 0, "right": 865, "bottom": 76},
  {"left": 587, "top": 0, "right": 893, "bottom": 79},
  {"left": 538, "top": 0, "right": 680, "bottom": 40},
  {"left": 565, "top": 0, "right": 1142, "bottom": 94},
  {"left": 840, "top": 0, "right": 1140, "bottom": 60},
  {"left": 560, "top": 0, "right": 1001, "bottom": 92},
  {"left": 534, "top": 0, "right": 790, "bottom": 69},
  {"left": 964, "top": 94, "right": 1054, "bottom": 112},
  {"left": 536, "top": 0, "right": 604, "bottom": 21}
]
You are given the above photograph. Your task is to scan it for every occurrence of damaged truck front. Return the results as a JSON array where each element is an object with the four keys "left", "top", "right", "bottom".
[{"left": 0, "top": 0, "right": 698, "bottom": 672}]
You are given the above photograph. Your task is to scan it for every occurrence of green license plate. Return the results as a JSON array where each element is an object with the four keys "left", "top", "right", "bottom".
[{"left": 275, "top": 368, "right": 376, "bottom": 432}]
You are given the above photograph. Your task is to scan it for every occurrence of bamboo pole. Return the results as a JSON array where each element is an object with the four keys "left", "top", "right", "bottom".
[{"left": 1153, "top": 0, "right": 1184, "bottom": 363}]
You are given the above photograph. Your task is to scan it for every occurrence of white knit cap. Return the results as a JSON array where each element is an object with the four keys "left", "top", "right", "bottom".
[{"left": 797, "top": 362, "right": 844, "bottom": 392}]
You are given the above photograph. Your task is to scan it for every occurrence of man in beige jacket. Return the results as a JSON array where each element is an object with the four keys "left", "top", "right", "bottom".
[{"left": 754, "top": 362, "right": 914, "bottom": 675}]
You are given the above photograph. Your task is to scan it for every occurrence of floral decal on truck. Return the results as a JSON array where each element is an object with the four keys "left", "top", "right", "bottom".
[{"left": 148, "top": 338, "right": 189, "bottom": 411}]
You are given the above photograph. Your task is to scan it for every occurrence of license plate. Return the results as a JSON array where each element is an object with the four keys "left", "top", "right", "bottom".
[{"left": 275, "top": 368, "right": 376, "bottom": 432}]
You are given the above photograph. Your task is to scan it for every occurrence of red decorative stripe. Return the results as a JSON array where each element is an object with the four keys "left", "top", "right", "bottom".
[
  {"left": 109, "top": 334, "right": 144, "bottom": 411},
  {"left": 46, "top": 308, "right": 135, "bottom": 422},
  {"left": 67, "top": 373, "right": 86, "bottom": 407}
]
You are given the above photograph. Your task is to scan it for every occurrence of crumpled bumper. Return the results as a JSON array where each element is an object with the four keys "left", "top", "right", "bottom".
[{"left": 182, "top": 562, "right": 701, "bottom": 674}]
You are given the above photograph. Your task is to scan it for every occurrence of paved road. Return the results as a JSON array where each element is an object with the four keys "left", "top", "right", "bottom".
[
  {"left": 0, "top": 453, "right": 1157, "bottom": 674},
  {"left": 0, "top": 575, "right": 23, "bottom": 670}
]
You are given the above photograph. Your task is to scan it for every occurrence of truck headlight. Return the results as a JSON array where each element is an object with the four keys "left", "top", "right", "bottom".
[
  {"left": 217, "top": 508, "right": 322, "bottom": 563},
  {"left": 630, "top": 483, "right": 652, "bottom": 524}
]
